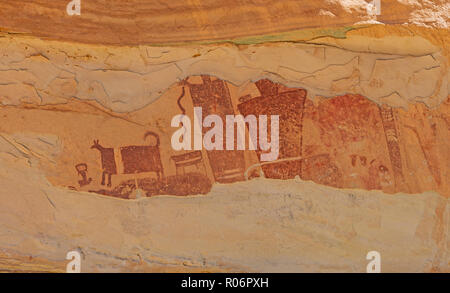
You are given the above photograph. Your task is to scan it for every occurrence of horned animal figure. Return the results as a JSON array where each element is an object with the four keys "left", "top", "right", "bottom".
[{"left": 91, "top": 131, "right": 164, "bottom": 187}]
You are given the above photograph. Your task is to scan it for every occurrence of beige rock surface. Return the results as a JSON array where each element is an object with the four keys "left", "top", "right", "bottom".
[
  {"left": 0, "top": 151, "right": 448, "bottom": 272},
  {"left": 0, "top": 28, "right": 448, "bottom": 111}
]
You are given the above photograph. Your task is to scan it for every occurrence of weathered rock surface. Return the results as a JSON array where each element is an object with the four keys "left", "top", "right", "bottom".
[
  {"left": 0, "top": 26, "right": 448, "bottom": 110},
  {"left": 0, "top": 152, "right": 448, "bottom": 272},
  {"left": 0, "top": 2, "right": 448, "bottom": 273},
  {"left": 0, "top": 0, "right": 448, "bottom": 44}
]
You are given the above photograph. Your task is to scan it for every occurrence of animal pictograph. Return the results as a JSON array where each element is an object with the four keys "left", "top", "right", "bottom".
[{"left": 91, "top": 131, "right": 164, "bottom": 187}]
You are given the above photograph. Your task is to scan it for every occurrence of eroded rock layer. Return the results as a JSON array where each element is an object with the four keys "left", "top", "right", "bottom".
[{"left": 0, "top": 0, "right": 448, "bottom": 44}]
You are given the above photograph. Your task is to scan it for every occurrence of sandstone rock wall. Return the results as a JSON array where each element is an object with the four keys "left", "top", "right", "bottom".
[
  {"left": 0, "top": 2, "right": 448, "bottom": 272},
  {"left": 0, "top": 0, "right": 447, "bottom": 44}
]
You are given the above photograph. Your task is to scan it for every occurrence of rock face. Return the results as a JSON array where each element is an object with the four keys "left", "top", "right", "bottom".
[
  {"left": 0, "top": 0, "right": 448, "bottom": 44},
  {"left": 0, "top": 1, "right": 448, "bottom": 272}
]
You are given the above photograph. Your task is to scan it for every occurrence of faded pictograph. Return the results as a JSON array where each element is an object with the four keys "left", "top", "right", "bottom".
[
  {"left": 84, "top": 130, "right": 211, "bottom": 198},
  {"left": 67, "top": 76, "right": 445, "bottom": 199},
  {"left": 75, "top": 163, "right": 92, "bottom": 187},
  {"left": 90, "top": 131, "right": 163, "bottom": 187}
]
